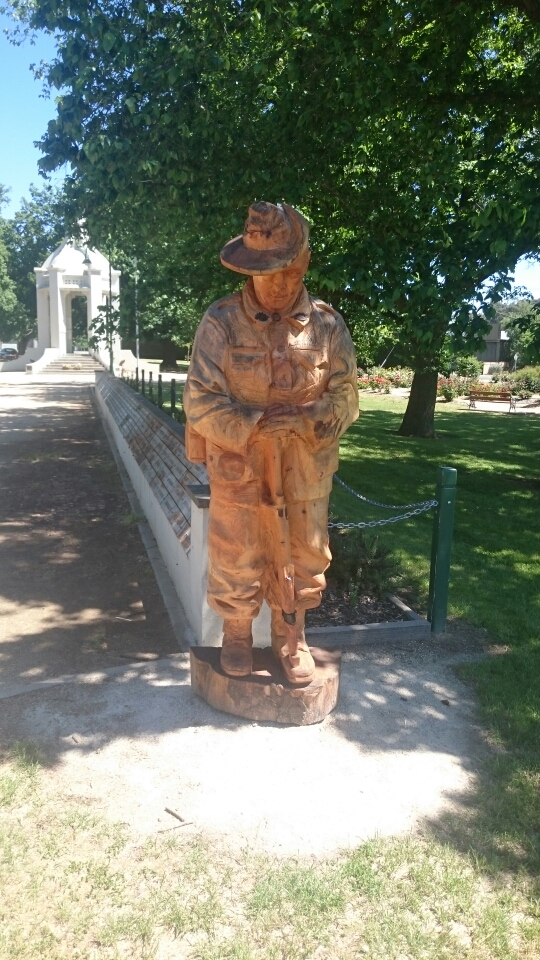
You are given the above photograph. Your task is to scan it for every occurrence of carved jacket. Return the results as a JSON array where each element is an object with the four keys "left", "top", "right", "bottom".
[{"left": 183, "top": 279, "right": 359, "bottom": 502}]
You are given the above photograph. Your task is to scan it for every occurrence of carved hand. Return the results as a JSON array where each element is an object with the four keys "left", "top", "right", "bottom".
[{"left": 256, "top": 403, "right": 310, "bottom": 439}]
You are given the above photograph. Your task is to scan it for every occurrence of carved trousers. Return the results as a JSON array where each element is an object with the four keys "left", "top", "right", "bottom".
[{"left": 207, "top": 487, "right": 331, "bottom": 620}]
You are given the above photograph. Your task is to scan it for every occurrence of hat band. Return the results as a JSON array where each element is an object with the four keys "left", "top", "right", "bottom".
[{"left": 243, "top": 228, "right": 291, "bottom": 251}]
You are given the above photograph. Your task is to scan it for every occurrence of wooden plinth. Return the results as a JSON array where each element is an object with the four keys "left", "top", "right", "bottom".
[{"left": 190, "top": 646, "right": 341, "bottom": 725}]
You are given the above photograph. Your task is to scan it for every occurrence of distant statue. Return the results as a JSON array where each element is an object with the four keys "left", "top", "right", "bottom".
[{"left": 184, "top": 202, "right": 358, "bottom": 684}]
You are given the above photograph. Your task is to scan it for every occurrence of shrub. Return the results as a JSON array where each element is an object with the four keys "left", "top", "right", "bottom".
[
  {"left": 439, "top": 383, "right": 457, "bottom": 401},
  {"left": 437, "top": 378, "right": 456, "bottom": 400},
  {"left": 328, "top": 527, "right": 401, "bottom": 600},
  {"left": 357, "top": 367, "right": 414, "bottom": 392},
  {"left": 454, "top": 355, "right": 482, "bottom": 378},
  {"left": 491, "top": 366, "right": 540, "bottom": 393},
  {"left": 497, "top": 366, "right": 540, "bottom": 394},
  {"left": 386, "top": 366, "right": 414, "bottom": 388},
  {"left": 357, "top": 372, "right": 391, "bottom": 392}
]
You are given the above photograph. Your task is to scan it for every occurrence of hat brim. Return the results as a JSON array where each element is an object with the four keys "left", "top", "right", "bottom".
[{"left": 220, "top": 235, "right": 309, "bottom": 276}]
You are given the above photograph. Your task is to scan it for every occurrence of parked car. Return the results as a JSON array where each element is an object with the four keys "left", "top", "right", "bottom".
[{"left": 0, "top": 347, "right": 18, "bottom": 360}]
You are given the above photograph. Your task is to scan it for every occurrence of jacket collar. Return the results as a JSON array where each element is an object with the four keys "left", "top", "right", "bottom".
[{"left": 241, "top": 278, "right": 312, "bottom": 330}]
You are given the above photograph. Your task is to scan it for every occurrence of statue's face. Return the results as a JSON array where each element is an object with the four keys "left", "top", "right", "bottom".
[{"left": 252, "top": 251, "right": 310, "bottom": 315}]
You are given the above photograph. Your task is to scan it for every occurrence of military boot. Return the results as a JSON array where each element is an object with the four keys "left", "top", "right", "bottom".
[
  {"left": 270, "top": 608, "right": 315, "bottom": 685},
  {"left": 220, "top": 618, "right": 253, "bottom": 677}
]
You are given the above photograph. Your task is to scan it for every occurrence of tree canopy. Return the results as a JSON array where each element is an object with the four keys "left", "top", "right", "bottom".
[
  {"left": 7, "top": 0, "right": 540, "bottom": 432},
  {"left": 0, "top": 187, "right": 25, "bottom": 345},
  {"left": 494, "top": 288, "right": 540, "bottom": 365},
  {"left": 0, "top": 184, "right": 66, "bottom": 350}
]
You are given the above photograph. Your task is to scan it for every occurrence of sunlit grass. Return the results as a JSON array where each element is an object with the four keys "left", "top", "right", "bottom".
[
  {"left": 1, "top": 746, "right": 538, "bottom": 959},
  {"left": 334, "top": 396, "right": 540, "bottom": 649}
]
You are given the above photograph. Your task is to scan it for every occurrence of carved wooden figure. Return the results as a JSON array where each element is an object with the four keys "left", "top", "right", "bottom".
[{"left": 184, "top": 202, "right": 358, "bottom": 686}]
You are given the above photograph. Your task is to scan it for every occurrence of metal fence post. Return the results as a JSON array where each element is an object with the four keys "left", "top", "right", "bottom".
[
  {"left": 141, "top": 370, "right": 146, "bottom": 396},
  {"left": 158, "top": 374, "right": 163, "bottom": 409},
  {"left": 149, "top": 370, "right": 154, "bottom": 402},
  {"left": 428, "top": 466, "right": 457, "bottom": 634},
  {"left": 170, "top": 379, "right": 176, "bottom": 419}
]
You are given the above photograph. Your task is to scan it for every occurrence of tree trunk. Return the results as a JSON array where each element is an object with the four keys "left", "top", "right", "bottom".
[
  {"left": 398, "top": 370, "right": 438, "bottom": 438},
  {"left": 17, "top": 331, "right": 36, "bottom": 356},
  {"left": 162, "top": 338, "right": 178, "bottom": 370}
]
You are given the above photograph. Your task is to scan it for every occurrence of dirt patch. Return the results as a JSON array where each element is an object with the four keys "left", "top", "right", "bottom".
[{"left": 306, "top": 589, "right": 407, "bottom": 627}]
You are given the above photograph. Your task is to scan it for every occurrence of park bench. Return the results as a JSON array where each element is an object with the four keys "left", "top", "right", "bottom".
[{"left": 468, "top": 388, "right": 516, "bottom": 412}]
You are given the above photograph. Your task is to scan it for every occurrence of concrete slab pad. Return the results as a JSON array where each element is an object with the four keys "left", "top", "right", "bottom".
[{"left": 0, "top": 644, "right": 482, "bottom": 858}]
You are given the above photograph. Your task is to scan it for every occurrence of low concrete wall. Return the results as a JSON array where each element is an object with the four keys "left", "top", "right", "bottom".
[
  {"left": 92, "top": 347, "right": 160, "bottom": 379},
  {"left": 0, "top": 345, "right": 43, "bottom": 373},
  {"left": 95, "top": 371, "right": 271, "bottom": 646},
  {"left": 26, "top": 347, "right": 60, "bottom": 373},
  {"left": 116, "top": 349, "right": 162, "bottom": 377}
]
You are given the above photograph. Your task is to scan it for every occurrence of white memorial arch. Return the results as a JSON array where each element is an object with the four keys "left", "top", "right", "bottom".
[
  {"left": 15, "top": 238, "right": 154, "bottom": 376},
  {"left": 33, "top": 239, "right": 121, "bottom": 367}
]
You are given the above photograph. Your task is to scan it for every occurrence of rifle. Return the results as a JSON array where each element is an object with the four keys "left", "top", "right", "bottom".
[{"left": 264, "top": 438, "right": 299, "bottom": 665}]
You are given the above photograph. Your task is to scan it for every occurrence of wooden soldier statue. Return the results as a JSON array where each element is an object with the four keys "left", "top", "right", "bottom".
[{"left": 184, "top": 202, "right": 358, "bottom": 684}]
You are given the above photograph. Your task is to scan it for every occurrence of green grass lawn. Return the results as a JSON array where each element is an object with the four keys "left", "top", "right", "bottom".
[
  {"left": 335, "top": 396, "right": 540, "bottom": 883},
  {"left": 334, "top": 395, "right": 540, "bottom": 649},
  {"left": 2, "top": 745, "right": 539, "bottom": 959}
]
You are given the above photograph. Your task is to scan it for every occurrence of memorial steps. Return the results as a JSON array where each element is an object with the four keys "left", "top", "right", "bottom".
[{"left": 39, "top": 353, "right": 105, "bottom": 375}]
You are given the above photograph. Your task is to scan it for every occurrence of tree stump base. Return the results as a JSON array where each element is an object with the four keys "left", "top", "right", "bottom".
[{"left": 190, "top": 646, "right": 341, "bottom": 725}]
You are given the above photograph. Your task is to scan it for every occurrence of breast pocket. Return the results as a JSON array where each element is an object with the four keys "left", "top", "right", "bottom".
[
  {"left": 293, "top": 348, "right": 330, "bottom": 391},
  {"left": 227, "top": 346, "right": 270, "bottom": 403}
]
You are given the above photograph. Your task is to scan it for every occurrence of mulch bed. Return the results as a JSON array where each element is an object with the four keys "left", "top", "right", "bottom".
[{"left": 306, "top": 588, "right": 408, "bottom": 628}]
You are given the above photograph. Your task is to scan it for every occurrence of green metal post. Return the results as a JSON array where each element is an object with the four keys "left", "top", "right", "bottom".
[
  {"left": 428, "top": 466, "right": 457, "bottom": 634},
  {"left": 157, "top": 374, "right": 163, "bottom": 409},
  {"left": 135, "top": 369, "right": 139, "bottom": 392},
  {"left": 170, "top": 379, "right": 176, "bottom": 419},
  {"left": 141, "top": 370, "right": 146, "bottom": 396},
  {"left": 149, "top": 370, "right": 154, "bottom": 402}
]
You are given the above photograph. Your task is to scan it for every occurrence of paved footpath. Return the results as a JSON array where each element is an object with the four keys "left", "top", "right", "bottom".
[
  {"left": 0, "top": 374, "right": 178, "bottom": 689},
  {"left": 0, "top": 373, "right": 491, "bottom": 857}
]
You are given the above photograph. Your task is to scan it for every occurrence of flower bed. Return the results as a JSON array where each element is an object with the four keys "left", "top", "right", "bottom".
[
  {"left": 355, "top": 368, "right": 529, "bottom": 402},
  {"left": 492, "top": 366, "right": 540, "bottom": 398},
  {"left": 437, "top": 375, "right": 471, "bottom": 401},
  {"left": 357, "top": 367, "right": 413, "bottom": 392}
]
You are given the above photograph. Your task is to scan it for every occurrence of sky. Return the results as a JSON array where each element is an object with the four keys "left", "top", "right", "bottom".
[
  {"left": 0, "top": 12, "right": 61, "bottom": 213},
  {"left": 1, "top": 10, "right": 540, "bottom": 298}
]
